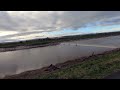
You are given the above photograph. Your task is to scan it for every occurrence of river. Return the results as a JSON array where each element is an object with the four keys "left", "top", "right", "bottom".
[{"left": 1, "top": 35, "right": 120, "bottom": 78}]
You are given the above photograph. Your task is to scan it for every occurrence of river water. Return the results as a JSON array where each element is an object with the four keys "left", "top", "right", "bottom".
[{"left": 1, "top": 35, "right": 120, "bottom": 78}]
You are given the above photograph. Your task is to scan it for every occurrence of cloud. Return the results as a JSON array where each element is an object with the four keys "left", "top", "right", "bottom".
[
  {"left": 0, "top": 11, "right": 120, "bottom": 42},
  {"left": 0, "top": 11, "right": 120, "bottom": 31},
  {"left": 0, "top": 11, "right": 19, "bottom": 30}
]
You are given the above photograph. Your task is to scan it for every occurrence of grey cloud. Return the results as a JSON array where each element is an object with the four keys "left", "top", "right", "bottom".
[
  {"left": 1, "top": 11, "right": 120, "bottom": 42},
  {"left": 0, "top": 30, "right": 52, "bottom": 39},
  {"left": 1, "top": 11, "right": 120, "bottom": 32},
  {"left": 0, "top": 11, "right": 19, "bottom": 30}
]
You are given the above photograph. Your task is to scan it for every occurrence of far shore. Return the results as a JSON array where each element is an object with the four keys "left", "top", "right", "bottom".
[
  {"left": 1, "top": 31, "right": 120, "bottom": 53},
  {"left": 0, "top": 42, "right": 60, "bottom": 53}
]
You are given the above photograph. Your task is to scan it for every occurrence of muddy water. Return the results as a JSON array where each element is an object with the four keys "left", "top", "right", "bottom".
[{"left": 1, "top": 35, "right": 120, "bottom": 78}]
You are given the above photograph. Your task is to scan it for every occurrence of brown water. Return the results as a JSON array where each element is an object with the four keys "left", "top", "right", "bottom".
[{"left": 1, "top": 35, "right": 120, "bottom": 78}]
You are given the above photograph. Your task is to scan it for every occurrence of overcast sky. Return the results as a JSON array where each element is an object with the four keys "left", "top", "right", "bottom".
[{"left": 1, "top": 11, "right": 120, "bottom": 42}]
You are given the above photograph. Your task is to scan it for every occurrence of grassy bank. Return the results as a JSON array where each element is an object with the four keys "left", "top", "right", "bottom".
[
  {"left": 36, "top": 49, "right": 120, "bottom": 79},
  {"left": 1, "top": 31, "right": 120, "bottom": 48}
]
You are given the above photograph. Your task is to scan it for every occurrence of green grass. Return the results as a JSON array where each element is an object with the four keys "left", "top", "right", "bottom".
[
  {"left": 36, "top": 50, "right": 120, "bottom": 79},
  {"left": 1, "top": 31, "right": 120, "bottom": 48}
]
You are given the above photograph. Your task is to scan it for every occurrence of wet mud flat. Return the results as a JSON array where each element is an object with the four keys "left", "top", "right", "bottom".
[{"left": 0, "top": 43, "right": 60, "bottom": 53}]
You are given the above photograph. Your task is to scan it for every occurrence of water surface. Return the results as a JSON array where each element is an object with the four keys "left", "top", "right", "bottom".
[{"left": 1, "top": 35, "right": 120, "bottom": 77}]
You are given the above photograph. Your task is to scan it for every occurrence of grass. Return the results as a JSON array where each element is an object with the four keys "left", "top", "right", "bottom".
[
  {"left": 1, "top": 31, "right": 120, "bottom": 48},
  {"left": 36, "top": 50, "right": 120, "bottom": 79}
]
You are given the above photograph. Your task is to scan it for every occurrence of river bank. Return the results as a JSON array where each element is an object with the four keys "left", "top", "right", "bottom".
[
  {"left": 4, "top": 48, "right": 120, "bottom": 79},
  {"left": 0, "top": 42, "right": 60, "bottom": 52},
  {"left": 1, "top": 31, "right": 120, "bottom": 52}
]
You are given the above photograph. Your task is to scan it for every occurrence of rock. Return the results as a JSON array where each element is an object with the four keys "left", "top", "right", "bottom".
[{"left": 45, "top": 64, "right": 60, "bottom": 71}]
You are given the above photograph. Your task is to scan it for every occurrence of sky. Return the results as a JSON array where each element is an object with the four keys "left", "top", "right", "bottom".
[{"left": 1, "top": 11, "right": 120, "bottom": 42}]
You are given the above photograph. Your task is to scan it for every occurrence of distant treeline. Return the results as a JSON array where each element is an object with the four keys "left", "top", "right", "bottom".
[{"left": 0, "top": 31, "right": 120, "bottom": 48}]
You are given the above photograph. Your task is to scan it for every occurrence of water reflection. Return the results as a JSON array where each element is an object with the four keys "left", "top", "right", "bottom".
[{"left": 0, "top": 36, "right": 120, "bottom": 77}]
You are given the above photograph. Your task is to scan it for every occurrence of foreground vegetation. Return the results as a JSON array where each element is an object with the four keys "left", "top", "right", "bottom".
[
  {"left": 36, "top": 49, "right": 120, "bottom": 79},
  {"left": 1, "top": 31, "right": 120, "bottom": 48}
]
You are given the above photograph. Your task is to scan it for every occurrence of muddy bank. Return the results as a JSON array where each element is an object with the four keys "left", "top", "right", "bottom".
[
  {"left": 4, "top": 48, "right": 120, "bottom": 79},
  {"left": 0, "top": 42, "right": 60, "bottom": 53},
  {"left": 1, "top": 31, "right": 120, "bottom": 53}
]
